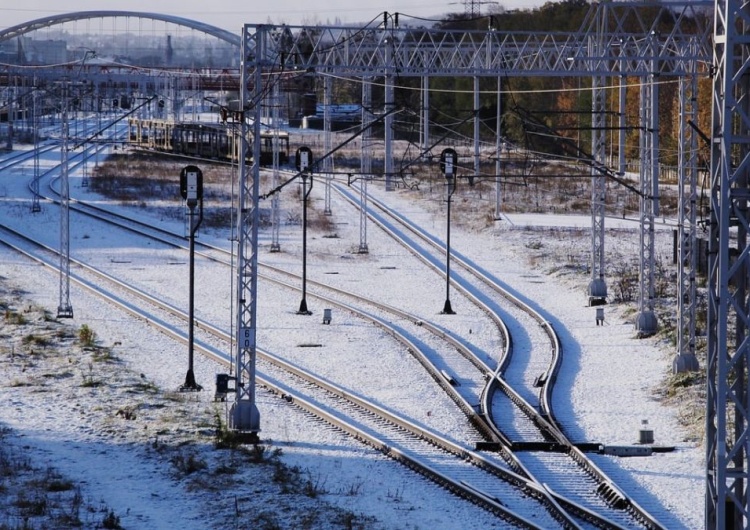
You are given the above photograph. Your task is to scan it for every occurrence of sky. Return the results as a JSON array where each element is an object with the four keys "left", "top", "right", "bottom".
[{"left": 0, "top": 1, "right": 548, "bottom": 33}]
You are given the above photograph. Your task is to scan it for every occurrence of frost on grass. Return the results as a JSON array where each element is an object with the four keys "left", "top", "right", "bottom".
[{"left": 0, "top": 279, "right": 378, "bottom": 529}]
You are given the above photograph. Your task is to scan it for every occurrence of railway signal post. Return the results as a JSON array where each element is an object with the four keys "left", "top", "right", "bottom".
[
  {"left": 180, "top": 165, "right": 204, "bottom": 392},
  {"left": 440, "top": 148, "right": 457, "bottom": 315},
  {"left": 296, "top": 146, "right": 313, "bottom": 315}
]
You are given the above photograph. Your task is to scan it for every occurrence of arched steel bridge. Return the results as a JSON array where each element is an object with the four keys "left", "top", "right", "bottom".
[
  {"left": 0, "top": 11, "right": 240, "bottom": 48},
  {"left": 0, "top": 11, "right": 242, "bottom": 89}
]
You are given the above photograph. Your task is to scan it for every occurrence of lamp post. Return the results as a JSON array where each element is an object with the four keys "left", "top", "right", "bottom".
[
  {"left": 440, "top": 148, "right": 458, "bottom": 315},
  {"left": 180, "top": 165, "right": 203, "bottom": 391},
  {"left": 296, "top": 146, "right": 313, "bottom": 315}
]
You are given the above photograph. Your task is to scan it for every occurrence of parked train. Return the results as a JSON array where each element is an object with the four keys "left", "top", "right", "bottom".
[{"left": 127, "top": 118, "right": 289, "bottom": 166}]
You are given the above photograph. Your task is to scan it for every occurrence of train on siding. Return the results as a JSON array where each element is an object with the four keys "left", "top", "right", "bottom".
[{"left": 127, "top": 118, "right": 290, "bottom": 166}]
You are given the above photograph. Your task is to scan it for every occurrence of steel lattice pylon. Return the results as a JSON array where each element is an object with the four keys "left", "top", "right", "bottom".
[
  {"left": 57, "top": 90, "right": 73, "bottom": 319},
  {"left": 240, "top": 3, "right": 711, "bottom": 306},
  {"left": 230, "top": 26, "right": 263, "bottom": 438},
  {"left": 588, "top": 17, "right": 608, "bottom": 305},
  {"left": 494, "top": 76, "right": 503, "bottom": 220},
  {"left": 588, "top": 73, "right": 607, "bottom": 304},
  {"left": 421, "top": 76, "right": 430, "bottom": 157},
  {"left": 635, "top": 34, "right": 659, "bottom": 337},
  {"left": 359, "top": 79, "right": 372, "bottom": 254},
  {"left": 707, "top": 1, "right": 750, "bottom": 526},
  {"left": 383, "top": 34, "right": 395, "bottom": 191},
  {"left": 674, "top": 54, "right": 699, "bottom": 375},
  {"left": 270, "top": 83, "right": 282, "bottom": 252},
  {"left": 323, "top": 74, "right": 333, "bottom": 214},
  {"left": 31, "top": 85, "right": 41, "bottom": 213}
]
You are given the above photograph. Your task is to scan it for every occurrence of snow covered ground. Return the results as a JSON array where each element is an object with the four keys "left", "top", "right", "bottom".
[{"left": 0, "top": 144, "right": 703, "bottom": 529}]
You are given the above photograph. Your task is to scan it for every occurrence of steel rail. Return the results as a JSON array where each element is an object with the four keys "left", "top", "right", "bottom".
[
  {"left": 332, "top": 182, "right": 667, "bottom": 530},
  {"left": 39, "top": 153, "right": 658, "bottom": 528},
  {"left": 0, "top": 223, "right": 570, "bottom": 529},
  {"left": 40, "top": 176, "right": 585, "bottom": 524}
]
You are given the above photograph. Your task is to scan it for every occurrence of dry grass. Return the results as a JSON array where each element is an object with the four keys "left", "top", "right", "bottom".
[
  {"left": 0, "top": 296, "right": 124, "bottom": 529},
  {"left": 91, "top": 151, "right": 237, "bottom": 230},
  {"left": 0, "top": 276, "right": 375, "bottom": 529}
]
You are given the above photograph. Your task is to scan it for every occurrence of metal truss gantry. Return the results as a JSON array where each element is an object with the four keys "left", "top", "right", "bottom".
[
  {"left": 236, "top": 2, "right": 711, "bottom": 438},
  {"left": 707, "top": 0, "right": 750, "bottom": 526}
]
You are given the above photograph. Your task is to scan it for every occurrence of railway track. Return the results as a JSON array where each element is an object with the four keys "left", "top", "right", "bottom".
[
  {"left": 331, "top": 182, "right": 668, "bottom": 529},
  {"left": 0, "top": 219, "right": 574, "bottom": 529},
  {"left": 6, "top": 147, "right": 670, "bottom": 528},
  {"left": 7, "top": 155, "right": 580, "bottom": 527}
]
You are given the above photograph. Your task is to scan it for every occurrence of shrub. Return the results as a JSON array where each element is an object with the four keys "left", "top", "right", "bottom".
[
  {"left": 80, "top": 363, "right": 102, "bottom": 388},
  {"left": 102, "top": 510, "right": 123, "bottom": 529},
  {"left": 16, "top": 492, "right": 48, "bottom": 516},
  {"left": 78, "top": 324, "right": 97, "bottom": 347},
  {"left": 302, "top": 471, "right": 327, "bottom": 498},
  {"left": 214, "top": 411, "right": 241, "bottom": 450},
  {"left": 171, "top": 451, "right": 208, "bottom": 475},
  {"left": 4, "top": 309, "right": 26, "bottom": 325},
  {"left": 22, "top": 334, "right": 49, "bottom": 347}
]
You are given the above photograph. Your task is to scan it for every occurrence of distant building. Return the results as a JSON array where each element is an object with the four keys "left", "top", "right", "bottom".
[{"left": 1, "top": 37, "right": 68, "bottom": 65}]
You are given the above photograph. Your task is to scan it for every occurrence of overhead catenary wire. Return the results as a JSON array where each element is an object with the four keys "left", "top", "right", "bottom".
[{"left": 260, "top": 104, "right": 403, "bottom": 200}]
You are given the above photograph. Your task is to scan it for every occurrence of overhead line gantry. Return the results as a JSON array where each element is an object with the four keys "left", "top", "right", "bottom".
[{"left": 233, "top": 2, "right": 711, "bottom": 441}]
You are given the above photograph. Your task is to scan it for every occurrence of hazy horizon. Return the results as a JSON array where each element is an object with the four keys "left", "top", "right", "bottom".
[{"left": 1, "top": 1, "right": 548, "bottom": 34}]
